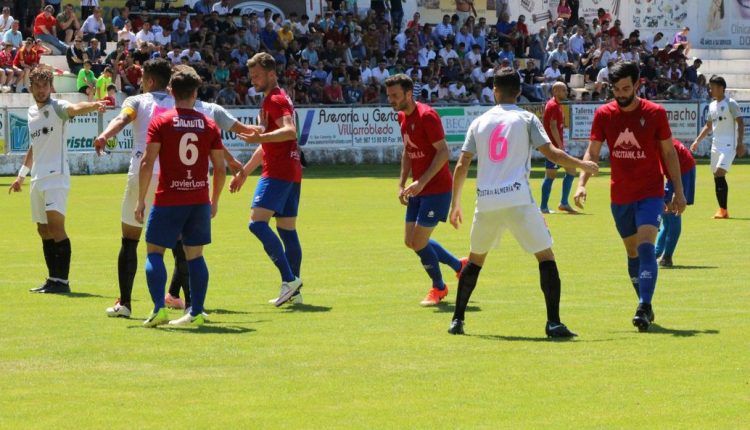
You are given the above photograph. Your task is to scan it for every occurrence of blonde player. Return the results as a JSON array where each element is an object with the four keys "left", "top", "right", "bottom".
[
  {"left": 691, "top": 75, "right": 746, "bottom": 219},
  {"left": 448, "top": 68, "right": 598, "bottom": 337}
]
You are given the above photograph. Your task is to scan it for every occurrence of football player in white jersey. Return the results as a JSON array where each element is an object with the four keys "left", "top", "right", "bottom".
[
  {"left": 691, "top": 75, "right": 746, "bottom": 219},
  {"left": 447, "top": 68, "right": 598, "bottom": 337},
  {"left": 93, "top": 61, "right": 252, "bottom": 318},
  {"left": 8, "top": 66, "right": 107, "bottom": 294}
]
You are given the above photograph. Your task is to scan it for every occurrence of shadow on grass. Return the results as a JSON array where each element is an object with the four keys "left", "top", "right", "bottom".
[
  {"left": 282, "top": 303, "right": 332, "bottom": 313},
  {"left": 434, "top": 302, "right": 481, "bottom": 313},
  {"left": 470, "top": 334, "right": 615, "bottom": 343},
  {"left": 167, "top": 324, "right": 256, "bottom": 335},
  {"left": 208, "top": 308, "right": 253, "bottom": 315},
  {"left": 646, "top": 324, "right": 719, "bottom": 337},
  {"left": 663, "top": 265, "right": 719, "bottom": 270},
  {"left": 61, "top": 292, "right": 106, "bottom": 298}
]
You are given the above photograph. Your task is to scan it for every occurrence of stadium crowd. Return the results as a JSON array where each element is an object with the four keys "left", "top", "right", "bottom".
[{"left": 0, "top": 0, "right": 709, "bottom": 105}]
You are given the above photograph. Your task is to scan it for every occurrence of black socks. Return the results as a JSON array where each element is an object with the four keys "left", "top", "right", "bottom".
[
  {"left": 42, "top": 239, "right": 56, "bottom": 279},
  {"left": 453, "top": 262, "right": 482, "bottom": 322},
  {"left": 118, "top": 237, "right": 139, "bottom": 306},
  {"left": 714, "top": 176, "right": 728, "bottom": 209},
  {"left": 54, "top": 239, "right": 71, "bottom": 284},
  {"left": 539, "top": 260, "right": 561, "bottom": 324},
  {"left": 169, "top": 240, "right": 191, "bottom": 305}
]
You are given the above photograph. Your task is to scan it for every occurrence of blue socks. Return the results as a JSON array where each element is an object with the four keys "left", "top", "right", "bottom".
[
  {"left": 428, "top": 239, "right": 461, "bottom": 272},
  {"left": 656, "top": 214, "right": 681, "bottom": 258},
  {"left": 637, "top": 243, "right": 658, "bottom": 304},
  {"left": 415, "top": 244, "right": 445, "bottom": 290},
  {"left": 540, "top": 177, "right": 553, "bottom": 210},
  {"left": 249, "top": 221, "right": 295, "bottom": 283},
  {"left": 627, "top": 256, "right": 640, "bottom": 298},
  {"left": 187, "top": 256, "right": 209, "bottom": 316},
  {"left": 145, "top": 252, "right": 167, "bottom": 313},
  {"left": 277, "top": 228, "right": 302, "bottom": 277},
  {"left": 561, "top": 174, "right": 575, "bottom": 206}
]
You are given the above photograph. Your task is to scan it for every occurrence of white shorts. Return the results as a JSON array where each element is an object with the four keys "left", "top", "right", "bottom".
[
  {"left": 470, "top": 204, "right": 553, "bottom": 255},
  {"left": 121, "top": 173, "right": 157, "bottom": 227},
  {"left": 30, "top": 183, "right": 69, "bottom": 224},
  {"left": 710, "top": 145, "right": 736, "bottom": 173}
]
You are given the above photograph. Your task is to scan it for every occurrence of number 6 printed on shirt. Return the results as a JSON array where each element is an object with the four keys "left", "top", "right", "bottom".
[
  {"left": 488, "top": 123, "right": 508, "bottom": 163},
  {"left": 179, "top": 132, "right": 199, "bottom": 166}
]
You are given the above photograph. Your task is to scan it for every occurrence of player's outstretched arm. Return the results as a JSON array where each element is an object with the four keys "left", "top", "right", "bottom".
[
  {"left": 8, "top": 147, "right": 33, "bottom": 194},
  {"left": 574, "top": 140, "right": 603, "bottom": 209},
  {"left": 736, "top": 116, "right": 746, "bottom": 157},
  {"left": 450, "top": 151, "right": 473, "bottom": 230},
  {"left": 538, "top": 143, "right": 599, "bottom": 175},
  {"left": 210, "top": 149, "right": 226, "bottom": 218},
  {"left": 659, "top": 138, "right": 687, "bottom": 215},
  {"left": 136, "top": 143, "right": 160, "bottom": 224},
  {"left": 94, "top": 111, "right": 134, "bottom": 155},
  {"left": 230, "top": 147, "right": 263, "bottom": 193},
  {"left": 403, "top": 139, "right": 450, "bottom": 198},
  {"left": 691, "top": 120, "right": 712, "bottom": 153},
  {"left": 238, "top": 115, "right": 296, "bottom": 144},
  {"left": 66, "top": 100, "right": 107, "bottom": 118}
]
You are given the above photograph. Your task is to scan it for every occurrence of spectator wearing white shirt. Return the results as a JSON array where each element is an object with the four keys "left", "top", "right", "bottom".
[
  {"left": 422, "top": 78, "right": 440, "bottom": 100},
  {"left": 180, "top": 44, "right": 203, "bottom": 64},
  {"left": 212, "top": 0, "right": 232, "bottom": 16},
  {"left": 433, "top": 15, "right": 454, "bottom": 45},
  {"left": 80, "top": 0, "right": 99, "bottom": 21},
  {"left": 371, "top": 61, "right": 390, "bottom": 85},
  {"left": 118, "top": 21, "right": 136, "bottom": 50},
  {"left": 135, "top": 21, "right": 154, "bottom": 46},
  {"left": 360, "top": 63, "right": 373, "bottom": 85},
  {"left": 405, "top": 65, "right": 423, "bottom": 81},
  {"left": 166, "top": 46, "right": 183, "bottom": 65},
  {"left": 82, "top": 7, "right": 107, "bottom": 49},
  {"left": 154, "top": 27, "right": 171, "bottom": 46},
  {"left": 438, "top": 42, "right": 459, "bottom": 66},
  {"left": 470, "top": 64, "right": 487, "bottom": 84},
  {"left": 394, "top": 29, "right": 409, "bottom": 52},
  {"left": 172, "top": 11, "right": 191, "bottom": 32},
  {"left": 642, "top": 32, "right": 664, "bottom": 52},
  {"left": 595, "top": 60, "right": 613, "bottom": 93},
  {"left": 465, "top": 44, "right": 482, "bottom": 68},
  {"left": 448, "top": 81, "right": 468, "bottom": 102},
  {"left": 0, "top": 7, "right": 14, "bottom": 33},
  {"left": 418, "top": 41, "right": 437, "bottom": 67},
  {"left": 480, "top": 81, "right": 494, "bottom": 104}
]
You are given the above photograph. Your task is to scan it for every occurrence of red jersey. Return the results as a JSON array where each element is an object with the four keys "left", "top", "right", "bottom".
[
  {"left": 543, "top": 98, "right": 564, "bottom": 149},
  {"left": 259, "top": 87, "right": 302, "bottom": 183},
  {"left": 146, "top": 108, "right": 224, "bottom": 206},
  {"left": 13, "top": 48, "right": 39, "bottom": 67},
  {"left": 661, "top": 138, "right": 696, "bottom": 180},
  {"left": 0, "top": 50, "right": 13, "bottom": 67},
  {"left": 591, "top": 98, "right": 672, "bottom": 205},
  {"left": 33, "top": 13, "right": 57, "bottom": 36},
  {"left": 398, "top": 102, "right": 452, "bottom": 196}
]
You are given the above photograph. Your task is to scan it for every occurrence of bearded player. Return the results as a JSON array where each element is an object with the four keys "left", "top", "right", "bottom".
[
  {"left": 385, "top": 73, "right": 466, "bottom": 306},
  {"left": 136, "top": 67, "right": 226, "bottom": 327},
  {"left": 574, "top": 62, "right": 687, "bottom": 332}
]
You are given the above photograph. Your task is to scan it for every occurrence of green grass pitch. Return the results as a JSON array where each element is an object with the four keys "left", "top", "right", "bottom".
[{"left": 1, "top": 162, "right": 748, "bottom": 428}]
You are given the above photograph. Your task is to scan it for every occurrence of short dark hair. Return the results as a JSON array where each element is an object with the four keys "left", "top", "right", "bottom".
[
  {"left": 29, "top": 66, "right": 53, "bottom": 86},
  {"left": 107, "top": 84, "right": 117, "bottom": 91},
  {"left": 143, "top": 58, "right": 172, "bottom": 89},
  {"left": 609, "top": 61, "right": 640, "bottom": 85},
  {"left": 384, "top": 73, "right": 414, "bottom": 92},
  {"left": 247, "top": 52, "right": 276, "bottom": 71},
  {"left": 170, "top": 66, "right": 202, "bottom": 100},
  {"left": 493, "top": 67, "right": 521, "bottom": 95},
  {"left": 709, "top": 75, "right": 727, "bottom": 90}
]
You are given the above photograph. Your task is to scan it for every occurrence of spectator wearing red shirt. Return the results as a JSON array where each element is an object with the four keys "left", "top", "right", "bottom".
[
  {"left": 323, "top": 80, "right": 344, "bottom": 103},
  {"left": 120, "top": 57, "right": 142, "bottom": 95},
  {"left": 0, "top": 42, "right": 22, "bottom": 90},
  {"left": 34, "top": 5, "right": 68, "bottom": 54}
]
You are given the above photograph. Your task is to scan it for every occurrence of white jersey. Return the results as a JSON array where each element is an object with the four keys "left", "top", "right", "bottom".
[
  {"left": 28, "top": 98, "right": 73, "bottom": 190},
  {"left": 463, "top": 104, "right": 551, "bottom": 212},
  {"left": 121, "top": 91, "right": 175, "bottom": 175},
  {"left": 709, "top": 97, "right": 741, "bottom": 149},
  {"left": 193, "top": 100, "right": 239, "bottom": 131}
]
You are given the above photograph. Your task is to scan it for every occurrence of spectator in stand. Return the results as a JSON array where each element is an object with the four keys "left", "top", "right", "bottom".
[
  {"left": 94, "top": 65, "right": 112, "bottom": 100},
  {"left": 34, "top": 5, "right": 68, "bottom": 54},
  {"left": 181, "top": 43, "right": 202, "bottom": 65},
  {"left": 216, "top": 80, "right": 241, "bottom": 105},
  {"left": 212, "top": 0, "right": 232, "bottom": 16},
  {"left": 371, "top": 59, "right": 390, "bottom": 85},
  {"left": 77, "top": 59, "right": 96, "bottom": 100},
  {"left": 498, "top": 42, "right": 514, "bottom": 64},
  {"left": 595, "top": 60, "right": 612, "bottom": 94},
  {"left": 448, "top": 79, "right": 469, "bottom": 102},
  {"left": 569, "top": 25, "right": 585, "bottom": 60},
  {"left": 81, "top": 7, "right": 107, "bottom": 50},
  {"left": 56, "top": 4, "right": 80, "bottom": 45},
  {"left": 102, "top": 83, "right": 116, "bottom": 106},
  {"left": 667, "top": 78, "right": 691, "bottom": 100},
  {"left": 520, "top": 58, "right": 545, "bottom": 101},
  {"left": 193, "top": 0, "right": 212, "bottom": 15},
  {"left": 80, "top": 0, "right": 98, "bottom": 21},
  {"left": 4, "top": 20, "right": 23, "bottom": 49},
  {"left": 607, "top": 19, "right": 624, "bottom": 49},
  {"left": 117, "top": 21, "right": 136, "bottom": 50},
  {"left": 154, "top": 26, "right": 171, "bottom": 46},
  {"left": 0, "top": 42, "right": 20, "bottom": 90},
  {"left": 112, "top": 6, "right": 129, "bottom": 32},
  {"left": 172, "top": 10, "right": 191, "bottom": 32},
  {"left": 495, "top": 11, "right": 515, "bottom": 45},
  {"left": 66, "top": 37, "right": 87, "bottom": 74},
  {"left": 86, "top": 37, "right": 105, "bottom": 75},
  {"left": 171, "top": 22, "right": 189, "bottom": 49},
  {"left": 684, "top": 58, "right": 701, "bottom": 85},
  {"left": 597, "top": 8, "right": 613, "bottom": 26},
  {"left": 119, "top": 56, "right": 141, "bottom": 95},
  {"left": 0, "top": 7, "right": 14, "bottom": 33},
  {"left": 643, "top": 31, "right": 663, "bottom": 52},
  {"left": 323, "top": 78, "right": 345, "bottom": 103},
  {"left": 673, "top": 26, "right": 691, "bottom": 55},
  {"left": 260, "top": 22, "right": 279, "bottom": 52},
  {"left": 135, "top": 20, "right": 155, "bottom": 46},
  {"left": 434, "top": 14, "right": 454, "bottom": 46},
  {"left": 438, "top": 40, "right": 458, "bottom": 65}
]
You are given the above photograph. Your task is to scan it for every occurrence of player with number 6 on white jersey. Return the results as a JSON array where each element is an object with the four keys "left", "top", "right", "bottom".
[{"left": 447, "top": 68, "right": 598, "bottom": 337}]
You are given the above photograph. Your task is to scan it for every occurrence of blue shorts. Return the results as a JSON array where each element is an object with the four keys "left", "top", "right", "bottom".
[
  {"left": 665, "top": 167, "right": 696, "bottom": 206},
  {"left": 252, "top": 177, "right": 301, "bottom": 218},
  {"left": 405, "top": 192, "right": 451, "bottom": 228},
  {"left": 145, "top": 204, "right": 212, "bottom": 249},
  {"left": 610, "top": 197, "right": 664, "bottom": 239},
  {"left": 545, "top": 159, "right": 560, "bottom": 170}
]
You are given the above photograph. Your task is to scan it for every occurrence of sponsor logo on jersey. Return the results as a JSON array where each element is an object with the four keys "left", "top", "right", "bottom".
[
  {"left": 612, "top": 128, "right": 646, "bottom": 159},
  {"left": 477, "top": 181, "right": 522, "bottom": 197}
]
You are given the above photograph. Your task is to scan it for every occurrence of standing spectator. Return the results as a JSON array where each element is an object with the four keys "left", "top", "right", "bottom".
[
  {"left": 65, "top": 37, "right": 86, "bottom": 74},
  {"left": 80, "top": 0, "right": 98, "bottom": 21},
  {"left": 212, "top": 0, "right": 231, "bottom": 16},
  {"left": 529, "top": 28, "right": 548, "bottom": 69},
  {"left": 672, "top": 27, "right": 691, "bottom": 54},
  {"left": 34, "top": 5, "right": 68, "bottom": 54},
  {"left": 390, "top": 0, "right": 405, "bottom": 33},
  {"left": 56, "top": 4, "right": 80, "bottom": 45},
  {"left": 684, "top": 59, "right": 701, "bottom": 85},
  {"left": 0, "top": 7, "right": 14, "bottom": 33}
]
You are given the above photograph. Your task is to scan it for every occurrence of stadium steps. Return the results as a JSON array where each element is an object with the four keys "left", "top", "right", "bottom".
[{"left": 691, "top": 49, "right": 750, "bottom": 100}]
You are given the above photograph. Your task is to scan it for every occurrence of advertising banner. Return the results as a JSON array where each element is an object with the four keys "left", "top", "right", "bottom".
[
  {"left": 699, "top": 101, "right": 750, "bottom": 144},
  {"left": 662, "top": 102, "right": 700, "bottom": 142},
  {"left": 696, "top": 0, "right": 750, "bottom": 49},
  {"left": 0, "top": 110, "right": 5, "bottom": 154},
  {"left": 570, "top": 103, "right": 602, "bottom": 140},
  {"left": 64, "top": 112, "right": 99, "bottom": 152},
  {"left": 8, "top": 108, "right": 29, "bottom": 153}
]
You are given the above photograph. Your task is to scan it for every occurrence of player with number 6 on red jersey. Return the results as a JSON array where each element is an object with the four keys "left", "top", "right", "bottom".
[
  {"left": 448, "top": 68, "right": 598, "bottom": 337},
  {"left": 136, "top": 67, "right": 226, "bottom": 328}
]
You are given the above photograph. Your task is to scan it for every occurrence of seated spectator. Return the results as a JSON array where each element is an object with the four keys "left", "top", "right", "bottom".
[
  {"left": 642, "top": 32, "right": 664, "bottom": 52},
  {"left": 448, "top": 79, "right": 469, "bottom": 102},
  {"left": 438, "top": 41, "right": 459, "bottom": 65},
  {"left": 667, "top": 78, "right": 691, "bottom": 100},
  {"left": 86, "top": 38, "right": 106, "bottom": 75},
  {"left": 103, "top": 84, "right": 117, "bottom": 106},
  {"left": 665, "top": 61, "right": 682, "bottom": 82},
  {"left": 308, "top": 78, "right": 324, "bottom": 103},
  {"left": 56, "top": 4, "right": 80, "bottom": 45},
  {"left": 260, "top": 22, "right": 279, "bottom": 51},
  {"left": 595, "top": 60, "right": 613, "bottom": 94},
  {"left": 691, "top": 74, "right": 709, "bottom": 101},
  {"left": 311, "top": 61, "right": 328, "bottom": 82},
  {"left": 34, "top": 5, "right": 68, "bottom": 54},
  {"left": 0, "top": 42, "right": 21, "bottom": 91},
  {"left": 112, "top": 6, "right": 129, "bottom": 32},
  {"left": 371, "top": 60, "right": 390, "bottom": 85},
  {"left": 434, "top": 14, "right": 454, "bottom": 46},
  {"left": 65, "top": 37, "right": 87, "bottom": 75},
  {"left": 495, "top": 12, "right": 515, "bottom": 44},
  {"left": 77, "top": 59, "right": 96, "bottom": 101},
  {"left": 118, "top": 21, "right": 136, "bottom": 50},
  {"left": 95, "top": 66, "right": 113, "bottom": 100},
  {"left": 171, "top": 22, "right": 190, "bottom": 49},
  {"left": 498, "top": 42, "right": 515, "bottom": 64},
  {"left": 3, "top": 20, "right": 22, "bottom": 49},
  {"left": 0, "top": 7, "right": 14, "bottom": 33},
  {"left": 323, "top": 79, "right": 345, "bottom": 103},
  {"left": 82, "top": 7, "right": 107, "bottom": 50},
  {"left": 181, "top": 43, "right": 203, "bottom": 65},
  {"left": 193, "top": 0, "right": 212, "bottom": 15},
  {"left": 135, "top": 21, "right": 155, "bottom": 46},
  {"left": 363, "top": 82, "right": 380, "bottom": 104},
  {"left": 216, "top": 80, "right": 241, "bottom": 105},
  {"left": 520, "top": 58, "right": 545, "bottom": 101},
  {"left": 119, "top": 57, "right": 141, "bottom": 95}
]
